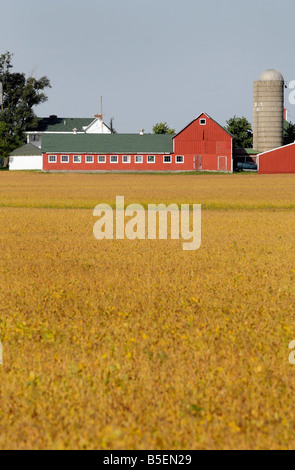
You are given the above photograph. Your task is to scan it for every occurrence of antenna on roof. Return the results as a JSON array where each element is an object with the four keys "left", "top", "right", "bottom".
[{"left": 94, "top": 96, "right": 103, "bottom": 133}]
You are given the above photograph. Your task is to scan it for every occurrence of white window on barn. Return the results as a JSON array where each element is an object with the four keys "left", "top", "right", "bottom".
[
  {"left": 61, "top": 155, "right": 69, "bottom": 163},
  {"left": 147, "top": 155, "right": 155, "bottom": 163},
  {"left": 73, "top": 155, "right": 81, "bottom": 163},
  {"left": 200, "top": 118, "right": 206, "bottom": 125},
  {"left": 86, "top": 155, "right": 94, "bottom": 163},
  {"left": 110, "top": 155, "right": 118, "bottom": 163},
  {"left": 98, "top": 155, "right": 106, "bottom": 163},
  {"left": 176, "top": 155, "right": 184, "bottom": 164},
  {"left": 163, "top": 155, "right": 172, "bottom": 163},
  {"left": 135, "top": 155, "right": 143, "bottom": 163},
  {"left": 48, "top": 155, "right": 57, "bottom": 163},
  {"left": 122, "top": 155, "right": 131, "bottom": 163}
]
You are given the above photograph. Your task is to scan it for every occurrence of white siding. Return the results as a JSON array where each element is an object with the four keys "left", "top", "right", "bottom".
[
  {"left": 85, "top": 118, "right": 111, "bottom": 134},
  {"left": 9, "top": 156, "right": 43, "bottom": 171}
]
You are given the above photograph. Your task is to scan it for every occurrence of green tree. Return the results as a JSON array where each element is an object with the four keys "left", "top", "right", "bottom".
[
  {"left": 225, "top": 116, "right": 253, "bottom": 148},
  {"left": 153, "top": 122, "right": 175, "bottom": 135},
  {"left": 0, "top": 51, "right": 51, "bottom": 159},
  {"left": 284, "top": 120, "right": 295, "bottom": 145}
]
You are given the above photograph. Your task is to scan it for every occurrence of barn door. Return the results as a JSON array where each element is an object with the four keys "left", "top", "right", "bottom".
[
  {"left": 218, "top": 156, "right": 227, "bottom": 171},
  {"left": 194, "top": 155, "right": 203, "bottom": 171}
]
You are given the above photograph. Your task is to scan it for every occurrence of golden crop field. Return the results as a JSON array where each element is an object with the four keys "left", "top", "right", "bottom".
[{"left": 0, "top": 172, "right": 294, "bottom": 450}]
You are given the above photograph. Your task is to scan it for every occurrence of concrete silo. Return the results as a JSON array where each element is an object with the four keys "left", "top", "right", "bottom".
[{"left": 253, "top": 69, "right": 284, "bottom": 153}]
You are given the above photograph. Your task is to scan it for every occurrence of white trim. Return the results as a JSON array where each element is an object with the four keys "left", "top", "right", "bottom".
[
  {"left": 73, "top": 155, "right": 81, "bottom": 163},
  {"left": 98, "top": 155, "right": 106, "bottom": 163},
  {"left": 85, "top": 155, "right": 94, "bottom": 163},
  {"left": 163, "top": 155, "right": 172, "bottom": 164},
  {"left": 173, "top": 112, "right": 233, "bottom": 140},
  {"left": 147, "top": 155, "right": 155, "bottom": 164},
  {"left": 175, "top": 155, "right": 184, "bottom": 164},
  {"left": 231, "top": 139, "right": 233, "bottom": 173},
  {"left": 61, "top": 155, "right": 69, "bottom": 163},
  {"left": 135, "top": 155, "right": 143, "bottom": 164},
  {"left": 110, "top": 155, "right": 118, "bottom": 163},
  {"left": 122, "top": 155, "right": 131, "bottom": 164},
  {"left": 48, "top": 155, "right": 57, "bottom": 163},
  {"left": 257, "top": 141, "right": 295, "bottom": 156},
  {"left": 41, "top": 131, "right": 86, "bottom": 135}
]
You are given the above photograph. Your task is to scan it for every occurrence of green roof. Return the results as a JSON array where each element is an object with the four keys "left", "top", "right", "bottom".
[
  {"left": 10, "top": 143, "right": 42, "bottom": 156},
  {"left": 234, "top": 148, "right": 259, "bottom": 156},
  {"left": 30, "top": 116, "right": 97, "bottom": 133},
  {"left": 42, "top": 133, "right": 174, "bottom": 154}
]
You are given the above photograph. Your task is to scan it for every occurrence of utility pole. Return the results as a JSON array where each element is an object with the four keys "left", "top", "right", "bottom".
[{"left": 94, "top": 96, "right": 103, "bottom": 133}]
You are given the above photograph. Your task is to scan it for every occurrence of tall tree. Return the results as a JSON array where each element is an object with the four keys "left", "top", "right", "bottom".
[
  {"left": 153, "top": 122, "right": 175, "bottom": 135},
  {"left": 225, "top": 116, "right": 253, "bottom": 148},
  {"left": 0, "top": 51, "right": 51, "bottom": 159},
  {"left": 284, "top": 120, "right": 295, "bottom": 145}
]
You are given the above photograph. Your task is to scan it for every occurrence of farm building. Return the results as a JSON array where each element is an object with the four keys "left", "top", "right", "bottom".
[
  {"left": 26, "top": 115, "right": 111, "bottom": 149},
  {"left": 258, "top": 141, "right": 295, "bottom": 174},
  {"left": 5, "top": 68, "right": 295, "bottom": 174},
  {"left": 9, "top": 115, "right": 112, "bottom": 171},
  {"left": 9, "top": 143, "right": 43, "bottom": 171},
  {"left": 40, "top": 112, "right": 234, "bottom": 173}
]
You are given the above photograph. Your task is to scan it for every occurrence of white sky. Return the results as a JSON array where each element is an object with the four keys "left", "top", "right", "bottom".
[{"left": 1, "top": 0, "right": 295, "bottom": 132}]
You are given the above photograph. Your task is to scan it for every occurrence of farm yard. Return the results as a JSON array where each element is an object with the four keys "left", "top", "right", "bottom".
[{"left": 0, "top": 172, "right": 294, "bottom": 450}]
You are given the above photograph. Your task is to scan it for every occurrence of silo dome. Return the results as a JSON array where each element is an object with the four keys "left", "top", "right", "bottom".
[{"left": 259, "top": 69, "right": 284, "bottom": 81}]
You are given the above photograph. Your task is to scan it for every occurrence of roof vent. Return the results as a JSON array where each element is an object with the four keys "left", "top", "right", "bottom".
[{"left": 139, "top": 129, "right": 144, "bottom": 135}]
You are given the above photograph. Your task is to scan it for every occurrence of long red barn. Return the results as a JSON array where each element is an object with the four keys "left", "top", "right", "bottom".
[{"left": 41, "top": 113, "right": 233, "bottom": 173}]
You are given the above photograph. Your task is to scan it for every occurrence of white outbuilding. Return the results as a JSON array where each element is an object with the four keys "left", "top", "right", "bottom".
[{"left": 9, "top": 143, "right": 43, "bottom": 170}]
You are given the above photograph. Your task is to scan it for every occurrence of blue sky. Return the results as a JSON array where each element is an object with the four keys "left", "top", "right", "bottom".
[{"left": 1, "top": 0, "right": 294, "bottom": 132}]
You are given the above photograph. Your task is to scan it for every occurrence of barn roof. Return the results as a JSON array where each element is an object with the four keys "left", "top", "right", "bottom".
[
  {"left": 42, "top": 133, "right": 174, "bottom": 154},
  {"left": 173, "top": 112, "right": 234, "bottom": 139},
  {"left": 10, "top": 143, "right": 42, "bottom": 156}
]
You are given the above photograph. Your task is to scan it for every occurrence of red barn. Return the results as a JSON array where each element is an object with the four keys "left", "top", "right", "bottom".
[
  {"left": 40, "top": 112, "right": 233, "bottom": 173},
  {"left": 258, "top": 142, "right": 295, "bottom": 174},
  {"left": 173, "top": 113, "right": 233, "bottom": 172}
]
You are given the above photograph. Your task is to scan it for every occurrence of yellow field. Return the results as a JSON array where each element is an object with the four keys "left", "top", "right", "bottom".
[{"left": 0, "top": 172, "right": 294, "bottom": 449}]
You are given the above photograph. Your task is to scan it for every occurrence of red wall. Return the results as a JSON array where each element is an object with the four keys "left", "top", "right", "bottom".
[
  {"left": 43, "top": 153, "right": 194, "bottom": 172},
  {"left": 258, "top": 143, "right": 295, "bottom": 174},
  {"left": 173, "top": 113, "right": 232, "bottom": 172}
]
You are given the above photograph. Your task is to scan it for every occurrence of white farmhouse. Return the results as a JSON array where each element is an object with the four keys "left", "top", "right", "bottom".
[{"left": 26, "top": 115, "right": 111, "bottom": 149}]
